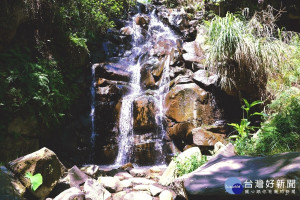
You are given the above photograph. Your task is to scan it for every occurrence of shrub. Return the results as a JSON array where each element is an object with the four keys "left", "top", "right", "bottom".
[
  {"left": 172, "top": 152, "right": 207, "bottom": 177},
  {"left": 205, "top": 12, "right": 288, "bottom": 97},
  {"left": 254, "top": 88, "right": 300, "bottom": 155}
]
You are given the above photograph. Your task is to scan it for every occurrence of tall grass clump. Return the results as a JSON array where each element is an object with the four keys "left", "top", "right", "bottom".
[{"left": 205, "top": 11, "right": 288, "bottom": 98}]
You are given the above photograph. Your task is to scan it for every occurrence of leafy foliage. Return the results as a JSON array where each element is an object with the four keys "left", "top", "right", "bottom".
[
  {"left": 25, "top": 172, "right": 43, "bottom": 191},
  {"left": 228, "top": 99, "right": 263, "bottom": 155},
  {"left": 172, "top": 153, "right": 207, "bottom": 177},
  {"left": 254, "top": 88, "right": 300, "bottom": 155}
]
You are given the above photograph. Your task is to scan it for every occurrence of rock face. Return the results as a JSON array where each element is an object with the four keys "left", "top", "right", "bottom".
[
  {"left": 8, "top": 147, "right": 66, "bottom": 199},
  {"left": 184, "top": 149, "right": 300, "bottom": 199},
  {"left": 165, "top": 83, "right": 209, "bottom": 123},
  {"left": 133, "top": 95, "right": 157, "bottom": 131}
]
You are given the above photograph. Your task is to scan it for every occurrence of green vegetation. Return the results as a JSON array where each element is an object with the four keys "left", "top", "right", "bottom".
[
  {"left": 172, "top": 153, "right": 207, "bottom": 177},
  {"left": 25, "top": 172, "right": 43, "bottom": 191},
  {"left": 228, "top": 99, "right": 263, "bottom": 155},
  {"left": 205, "top": 12, "right": 288, "bottom": 96}
]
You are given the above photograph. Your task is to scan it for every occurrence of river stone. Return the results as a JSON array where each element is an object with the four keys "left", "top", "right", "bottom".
[
  {"left": 130, "top": 168, "right": 147, "bottom": 177},
  {"left": 53, "top": 187, "right": 85, "bottom": 200},
  {"left": 68, "top": 165, "right": 88, "bottom": 188},
  {"left": 112, "top": 191, "right": 127, "bottom": 200},
  {"left": 120, "top": 179, "right": 133, "bottom": 188},
  {"left": 184, "top": 150, "right": 300, "bottom": 199},
  {"left": 159, "top": 190, "right": 173, "bottom": 200},
  {"left": 133, "top": 184, "right": 149, "bottom": 191},
  {"left": 120, "top": 26, "right": 133, "bottom": 36},
  {"left": 84, "top": 179, "right": 111, "bottom": 200},
  {"left": 159, "top": 147, "right": 201, "bottom": 186},
  {"left": 133, "top": 95, "right": 157, "bottom": 132},
  {"left": 165, "top": 83, "right": 209, "bottom": 123},
  {"left": 8, "top": 147, "right": 66, "bottom": 199},
  {"left": 150, "top": 166, "right": 161, "bottom": 173},
  {"left": 130, "top": 178, "right": 156, "bottom": 185},
  {"left": 192, "top": 128, "right": 226, "bottom": 146},
  {"left": 114, "top": 171, "right": 133, "bottom": 180},
  {"left": 149, "top": 185, "right": 163, "bottom": 196},
  {"left": 80, "top": 165, "right": 100, "bottom": 177},
  {"left": 98, "top": 176, "right": 122, "bottom": 193},
  {"left": 123, "top": 191, "right": 152, "bottom": 200}
]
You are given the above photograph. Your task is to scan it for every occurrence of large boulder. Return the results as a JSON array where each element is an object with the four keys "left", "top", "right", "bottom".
[
  {"left": 8, "top": 148, "right": 65, "bottom": 199},
  {"left": 192, "top": 127, "right": 226, "bottom": 146},
  {"left": 133, "top": 95, "right": 157, "bottom": 132},
  {"left": 167, "top": 122, "right": 195, "bottom": 151},
  {"left": 184, "top": 150, "right": 300, "bottom": 199},
  {"left": 165, "top": 83, "right": 210, "bottom": 123},
  {"left": 159, "top": 147, "right": 201, "bottom": 186}
]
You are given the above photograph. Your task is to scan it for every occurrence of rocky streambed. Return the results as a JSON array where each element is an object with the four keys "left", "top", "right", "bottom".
[{"left": 1, "top": 145, "right": 300, "bottom": 200}]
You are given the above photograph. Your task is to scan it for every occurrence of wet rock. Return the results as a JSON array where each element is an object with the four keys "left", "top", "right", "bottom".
[
  {"left": 160, "top": 147, "right": 201, "bottom": 186},
  {"left": 0, "top": 166, "right": 26, "bottom": 198},
  {"left": 119, "top": 163, "right": 134, "bottom": 170},
  {"left": 95, "top": 63, "right": 131, "bottom": 82},
  {"left": 135, "top": 15, "right": 150, "bottom": 27},
  {"left": 165, "top": 83, "right": 209, "bottom": 123},
  {"left": 130, "top": 168, "right": 147, "bottom": 177},
  {"left": 113, "top": 191, "right": 127, "bottom": 200},
  {"left": 123, "top": 191, "right": 152, "bottom": 200},
  {"left": 53, "top": 187, "right": 84, "bottom": 200},
  {"left": 68, "top": 165, "right": 88, "bottom": 188},
  {"left": 159, "top": 190, "right": 173, "bottom": 200},
  {"left": 133, "top": 95, "right": 157, "bottom": 132},
  {"left": 141, "top": 67, "right": 156, "bottom": 89},
  {"left": 192, "top": 128, "right": 226, "bottom": 146},
  {"left": 182, "top": 41, "right": 205, "bottom": 67},
  {"left": 8, "top": 147, "right": 66, "bottom": 199},
  {"left": 192, "top": 70, "right": 218, "bottom": 89},
  {"left": 184, "top": 150, "right": 300, "bottom": 198},
  {"left": 84, "top": 179, "right": 111, "bottom": 200},
  {"left": 98, "top": 176, "right": 123, "bottom": 193},
  {"left": 120, "top": 26, "right": 134, "bottom": 36},
  {"left": 168, "top": 9, "right": 189, "bottom": 30},
  {"left": 151, "top": 39, "right": 176, "bottom": 56}
]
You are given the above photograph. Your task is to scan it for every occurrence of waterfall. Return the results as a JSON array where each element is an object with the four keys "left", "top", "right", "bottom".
[
  {"left": 89, "top": 7, "right": 178, "bottom": 166},
  {"left": 89, "top": 64, "right": 97, "bottom": 160},
  {"left": 115, "top": 58, "right": 142, "bottom": 165}
]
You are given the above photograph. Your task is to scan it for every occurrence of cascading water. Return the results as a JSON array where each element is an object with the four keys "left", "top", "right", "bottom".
[
  {"left": 89, "top": 64, "right": 97, "bottom": 160},
  {"left": 113, "top": 9, "right": 178, "bottom": 166}
]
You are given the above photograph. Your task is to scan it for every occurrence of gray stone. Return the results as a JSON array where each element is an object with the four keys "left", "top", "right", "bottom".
[
  {"left": 159, "top": 190, "right": 173, "bottom": 200},
  {"left": 184, "top": 149, "right": 300, "bottom": 198},
  {"left": 149, "top": 185, "right": 163, "bottom": 196},
  {"left": 68, "top": 165, "right": 88, "bottom": 188},
  {"left": 98, "top": 176, "right": 123, "bottom": 193},
  {"left": 84, "top": 179, "right": 111, "bottom": 200},
  {"left": 192, "top": 70, "right": 218, "bottom": 89},
  {"left": 53, "top": 187, "right": 85, "bottom": 200},
  {"left": 130, "top": 168, "right": 147, "bottom": 177},
  {"left": 123, "top": 191, "right": 152, "bottom": 200}
]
